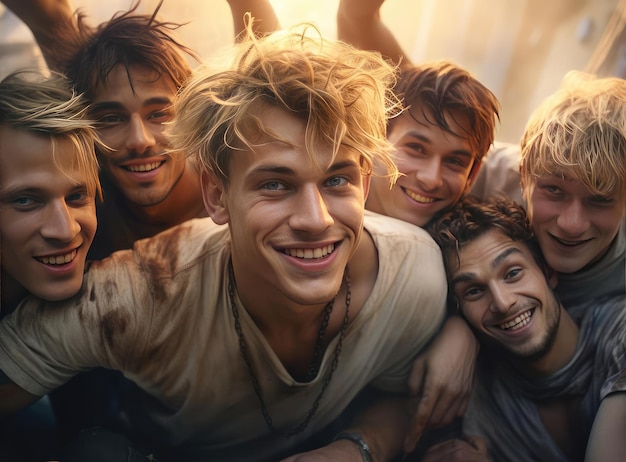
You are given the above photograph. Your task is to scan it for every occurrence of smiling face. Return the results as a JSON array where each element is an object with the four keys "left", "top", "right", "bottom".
[
  {"left": 526, "top": 172, "right": 625, "bottom": 274},
  {"left": 204, "top": 106, "right": 369, "bottom": 309},
  {"left": 366, "top": 109, "right": 477, "bottom": 227},
  {"left": 0, "top": 126, "right": 97, "bottom": 301},
  {"left": 89, "top": 65, "right": 187, "bottom": 206},
  {"left": 449, "top": 230, "right": 561, "bottom": 360}
]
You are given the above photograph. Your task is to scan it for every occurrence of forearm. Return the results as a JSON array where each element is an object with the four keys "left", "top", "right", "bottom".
[
  {"left": 227, "top": 0, "right": 280, "bottom": 40},
  {"left": 336, "top": 0, "right": 412, "bottom": 69},
  {"left": 337, "top": 392, "right": 411, "bottom": 462},
  {"left": 3, "top": 0, "right": 80, "bottom": 71}
]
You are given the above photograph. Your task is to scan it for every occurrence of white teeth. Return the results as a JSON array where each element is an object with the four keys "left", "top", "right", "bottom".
[
  {"left": 127, "top": 161, "right": 162, "bottom": 172},
  {"left": 405, "top": 189, "right": 435, "bottom": 204},
  {"left": 38, "top": 249, "right": 77, "bottom": 265},
  {"left": 285, "top": 244, "right": 335, "bottom": 259},
  {"left": 498, "top": 309, "right": 533, "bottom": 331}
]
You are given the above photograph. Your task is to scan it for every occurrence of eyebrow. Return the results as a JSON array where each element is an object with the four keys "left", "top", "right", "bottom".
[
  {"left": 90, "top": 97, "right": 174, "bottom": 113},
  {"left": 1, "top": 182, "right": 88, "bottom": 198},
  {"left": 405, "top": 130, "right": 473, "bottom": 158},
  {"left": 451, "top": 246, "right": 522, "bottom": 288},
  {"left": 252, "top": 159, "right": 361, "bottom": 176}
]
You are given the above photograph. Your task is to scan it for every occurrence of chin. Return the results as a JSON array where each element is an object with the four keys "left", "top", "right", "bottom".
[{"left": 37, "top": 284, "right": 82, "bottom": 302}]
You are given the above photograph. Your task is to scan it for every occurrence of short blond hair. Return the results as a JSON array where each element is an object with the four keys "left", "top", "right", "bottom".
[
  {"left": 520, "top": 74, "right": 626, "bottom": 203},
  {"left": 0, "top": 71, "right": 101, "bottom": 199},
  {"left": 169, "top": 21, "right": 400, "bottom": 186}
]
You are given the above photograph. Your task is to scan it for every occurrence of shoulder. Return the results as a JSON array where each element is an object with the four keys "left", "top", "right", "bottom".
[
  {"left": 86, "top": 218, "right": 229, "bottom": 281},
  {"left": 582, "top": 294, "right": 626, "bottom": 331},
  {"left": 364, "top": 210, "right": 440, "bottom": 250},
  {"left": 579, "top": 295, "right": 626, "bottom": 386},
  {"left": 130, "top": 218, "right": 229, "bottom": 271},
  {"left": 363, "top": 211, "right": 447, "bottom": 325},
  {"left": 470, "top": 141, "right": 523, "bottom": 204}
]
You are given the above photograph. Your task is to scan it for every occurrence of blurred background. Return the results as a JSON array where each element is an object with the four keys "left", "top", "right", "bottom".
[{"left": 2, "top": 0, "right": 626, "bottom": 144}]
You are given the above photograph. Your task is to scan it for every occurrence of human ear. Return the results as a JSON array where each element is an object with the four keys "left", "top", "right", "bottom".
[{"left": 201, "top": 170, "right": 229, "bottom": 225}]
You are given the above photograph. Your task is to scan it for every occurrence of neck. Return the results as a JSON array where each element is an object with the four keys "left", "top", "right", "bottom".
[
  {"left": 229, "top": 257, "right": 351, "bottom": 338},
  {"left": 115, "top": 160, "right": 206, "bottom": 231},
  {"left": 518, "top": 307, "right": 579, "bottom": 378}
]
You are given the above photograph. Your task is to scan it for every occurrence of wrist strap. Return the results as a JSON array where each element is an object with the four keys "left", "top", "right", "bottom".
[{"left": 333, "top": 432, "right": 373, "bottom": 462}]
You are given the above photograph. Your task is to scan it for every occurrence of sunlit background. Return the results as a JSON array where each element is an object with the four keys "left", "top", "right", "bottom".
[{"left": 2, "top": 0, "right": 625, "bottom": 143}]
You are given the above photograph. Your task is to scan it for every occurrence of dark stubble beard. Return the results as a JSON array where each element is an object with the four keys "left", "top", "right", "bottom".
[{"left": 478, "top": 293, "right": 562, "bottom": 363}]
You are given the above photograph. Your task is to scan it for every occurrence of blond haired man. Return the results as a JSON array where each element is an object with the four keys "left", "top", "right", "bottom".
[
  {"left": 0, "top": 26, "right": 446, "bottom": 461},
  {"left": 520, "top": 73, "right": 626, "bottom": 309}
]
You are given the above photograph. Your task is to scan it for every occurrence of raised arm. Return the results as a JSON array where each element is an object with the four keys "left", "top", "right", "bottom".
[
  {"left": 336, "top": 0, "right": 412, "bottom": 70},
  {"left": 1, "top": 0, "right": 82, "bottom": 71},
  {"left": 226, "top": 0, "right": 280, "bottom": 41}
]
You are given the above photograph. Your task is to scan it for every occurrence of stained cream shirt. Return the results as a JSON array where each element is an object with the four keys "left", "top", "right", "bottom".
[{"left": 0, "top": 212, "right": 447, "bottom": 461}]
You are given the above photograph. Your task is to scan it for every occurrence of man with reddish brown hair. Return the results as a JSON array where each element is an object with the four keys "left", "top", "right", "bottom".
[{"left": 337, "top": 1, "right": 512, "bottom": 453}]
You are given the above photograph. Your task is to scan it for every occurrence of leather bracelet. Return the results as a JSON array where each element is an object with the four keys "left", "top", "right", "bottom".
[{"left": 333, "top": 432, "right": 373, "bottom": 462}]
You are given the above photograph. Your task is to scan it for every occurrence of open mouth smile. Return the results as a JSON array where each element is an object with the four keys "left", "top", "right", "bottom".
[
  {"left": 283, "top": 243, "right": 335, "bottom": 259},
  {"left": 125, "top": 161, "right": 163, "bottom": 172},
  {"left": 498, "top": 308, "right": 535, "bottom": 331},
  {"left": 36, "top": 249, "right": 78, "bottom": 265},
  {"left": 403, "top": 187, "right": 436, "bottom": 204}
]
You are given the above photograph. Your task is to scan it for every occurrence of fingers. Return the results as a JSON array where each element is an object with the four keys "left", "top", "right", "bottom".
[
  {"left": 404, "top": 377, "right": 470, "bottom": 453},
  {"left": 422, "top": 438, "right": 488, "bottom": 462},
  {"left": 426, "top": 381, "right": 470, "bottom": 428},
  {"left": 408, "top": 355, "right": 426, "bottom": 397},
  {"left": 404, "top": 384, "right": 433, "bottom": 453}
]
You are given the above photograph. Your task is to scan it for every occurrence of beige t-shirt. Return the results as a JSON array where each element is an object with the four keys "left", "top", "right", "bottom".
[{"left": 0, "top": 212, "right": 447, "bottom": 461}]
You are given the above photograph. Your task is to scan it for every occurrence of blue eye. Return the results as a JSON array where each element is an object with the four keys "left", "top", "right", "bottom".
[
  {"left": 326, "top": 176, "right": 348, "bottom": 187},
  {"left": 67, "top": 192, "right": 90, "bottom": 203},
  {"left": 13, "top": 196, "right": 35, "bottom": 207},
  {"left": 263, "top": 181, "right": 285, "bottom": 191}
]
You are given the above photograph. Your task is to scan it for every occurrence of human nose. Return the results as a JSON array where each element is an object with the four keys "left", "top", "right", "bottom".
[
  {"left": 125, "top": 113, "right": 156, "bottom": 154},
  {"left": 40, "top": 201, "right": 81, "bottom": 242},
  {"left": 289, "top": 185, "right": 334, "bottom": 233},
  {"left": 414, "top": 158, "right": 443, "bottom": 191},
  {"left": 488, "top": 281, "right": 516, "bottom": 314},
  {"left": 556, "top": 199, "right": 589, "bottom": 236}
]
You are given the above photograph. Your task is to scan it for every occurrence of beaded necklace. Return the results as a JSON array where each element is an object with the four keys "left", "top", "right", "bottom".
[{"left": 228, "top": 261, "right": 351, "bottom": 437}]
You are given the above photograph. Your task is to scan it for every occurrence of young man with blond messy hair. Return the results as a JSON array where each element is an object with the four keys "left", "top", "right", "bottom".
[
  {"left": 0, "top": 70, "right": 101, "bottom": 316},
  {"left": 0, "top": 24, "right": 447, "bottom": 462},
  {"left": 0, "top": 70, "right": 101, "bottom": 461},
  {"left": 520, "top": 73, "right": 626, "bottom": 309}
]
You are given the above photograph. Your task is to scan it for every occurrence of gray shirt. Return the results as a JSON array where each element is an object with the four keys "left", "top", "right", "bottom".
[
  {"left": 464, "top": 295, "right": 626, "bottom": 462},
  {"left": 556, "top": 223, "right": 626, "bottom": 309}
]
